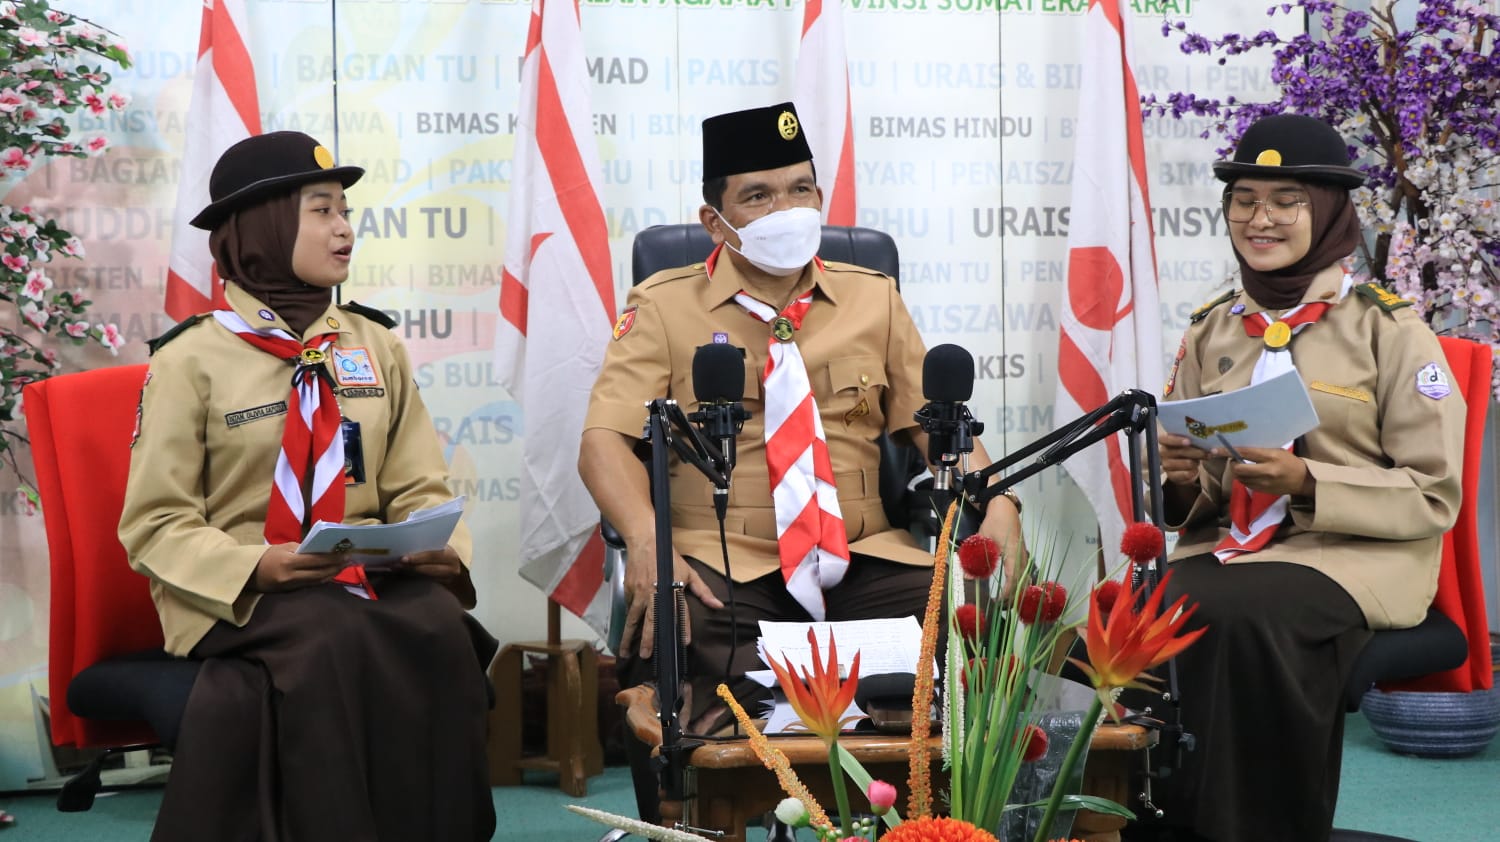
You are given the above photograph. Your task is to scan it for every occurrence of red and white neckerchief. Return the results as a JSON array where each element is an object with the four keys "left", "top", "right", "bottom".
[
  {"left": 1213, "top": 276, "right": 1351, "bottom": 562},
  {"left": 731, "top": 283, "right": 850, "bottom": 621},
  {"left": 214, "top": 310, "right": 374, "bottom": 599}
]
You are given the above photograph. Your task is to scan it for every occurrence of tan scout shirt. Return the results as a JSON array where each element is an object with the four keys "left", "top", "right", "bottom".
[
  {"left": 584, "top": 250, "right": 932, "bottom": 582},
  {"left": 1166, "top": 265, "right": 1465, "bottom": 630},
  {"left": 119, "top": 283, "right": 472, "bottom": 655}
]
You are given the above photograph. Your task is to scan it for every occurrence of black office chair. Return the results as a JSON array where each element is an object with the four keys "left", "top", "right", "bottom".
[{"left": 600, "top": 223, "right": 932, "bottom": 653}]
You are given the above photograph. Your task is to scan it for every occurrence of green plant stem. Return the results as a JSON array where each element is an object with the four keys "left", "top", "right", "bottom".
[
  {"left": 1029, "top": 694, "right": 1104, "bottom": 842},
  {"left": 827, "top": 740, "right": 853, "bottom": 837}
]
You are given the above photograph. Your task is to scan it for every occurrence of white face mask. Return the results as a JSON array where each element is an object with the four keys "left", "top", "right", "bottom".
[{"left": 716, "top": 206, "right": 822, "bottom": 277}]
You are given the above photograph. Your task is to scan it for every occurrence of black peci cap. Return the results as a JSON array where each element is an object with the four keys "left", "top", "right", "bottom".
[
  {"left": 701, "top": 102, "right": 814, "bottom": 182},
  {"left": 1213, "top": 114, "right": 1365, "bottom": 190},
  {"left": 190, "top": 131, "right": 364, "bottom": 230}
]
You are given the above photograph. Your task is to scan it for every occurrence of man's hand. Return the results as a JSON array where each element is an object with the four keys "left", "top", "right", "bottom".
[
  {"left": 398, "top": 544, "right": 465, "bottom": 583},
  {"left": 1218, "top": 446, "right": 1315, "bottom": 497},
  {"left": 621, "top": 534, "right": 725, "bottom": 660},
  {"left": 1160, "top": 432, "right": 1210, "bottom": 487},
  {"left": 978, "top": 494, "right": 1027, "bottom": 601},
  {"left": 251, "top": 543, "right": 345, "bottom": 592}
]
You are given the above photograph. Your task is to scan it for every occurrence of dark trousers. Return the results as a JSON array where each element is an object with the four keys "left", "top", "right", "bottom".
[
  {"left": 152, "top": 577, "right": 497, "bottom": 842},
  {"left": 618, "top": 553, "right": 935, "bottom": 821},
  {"left": 1159, "top": 555, "right": 1370, "bottom": 842}
]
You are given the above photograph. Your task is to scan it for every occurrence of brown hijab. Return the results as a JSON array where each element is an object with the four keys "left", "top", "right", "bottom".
[
  {"left": 209, "top": 190, "right": 332, "bottom": 335},
  {"left": 1232, "top": 181, "right": 1361, "bottom": 310}
]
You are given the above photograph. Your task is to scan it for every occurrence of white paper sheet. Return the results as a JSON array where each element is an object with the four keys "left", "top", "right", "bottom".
[
  {"left": 1157, "top": 370, "right": 1320, "bottom": 449},
  {"left": 297, "top": 496, "right": 466, "bottom": 567}
]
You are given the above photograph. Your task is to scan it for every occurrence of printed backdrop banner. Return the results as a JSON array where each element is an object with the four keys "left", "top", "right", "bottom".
[{"left": 0, "top": 0, "right": 1292, "bottom": 788}]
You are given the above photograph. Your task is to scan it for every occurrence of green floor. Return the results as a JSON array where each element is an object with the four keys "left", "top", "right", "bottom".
[{"left": 2, "top": 714, "right": 1495, "bottom": 840}]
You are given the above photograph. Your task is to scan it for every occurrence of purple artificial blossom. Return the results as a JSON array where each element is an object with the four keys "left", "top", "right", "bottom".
[{"left": 1143, "top": 0, "right": 1500, "bottom": 398}]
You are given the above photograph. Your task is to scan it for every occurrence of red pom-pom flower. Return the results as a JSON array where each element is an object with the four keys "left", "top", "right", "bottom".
[
  {"left": 1017, "top": 582, "right": 1067, "bottom": 624},
  {"left": 957, "top": 534, "right": 1000, "bottom": 579},
  {"left": 1095, "top": 580, "right": 1123, "bottom": 617},
  {"left": 955, "top": 603, "right": 985, "bottom": 642},
  {"left": 1120, "top": 522, "right": 1165, "bottom": 566},
  {"left": 1020, "top": 723, "right": 1049, "bottom": 762}
]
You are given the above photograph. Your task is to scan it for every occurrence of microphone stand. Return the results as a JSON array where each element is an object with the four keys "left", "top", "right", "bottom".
[
  {"left": 642, "top": 397, "right": 736, "bottom": 808},
  {"left": 955, "top": 389, "right": 1192, "bottom": 786}
]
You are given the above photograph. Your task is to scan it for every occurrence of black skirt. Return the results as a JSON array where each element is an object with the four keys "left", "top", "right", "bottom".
[
  {"left": 1158, "top": 554, "right": 1370, "bottom": 842},
  {"left": 151, "top": 576, "right": 497, "bottom": 842}
]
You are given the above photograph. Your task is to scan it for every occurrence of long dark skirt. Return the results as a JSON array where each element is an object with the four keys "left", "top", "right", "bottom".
[
  {"left": 1159, "top": 554, "right": 1370, "bottom": 842},
  {"left": 151, "top": 576, "right": 497, "bottom": 842}
]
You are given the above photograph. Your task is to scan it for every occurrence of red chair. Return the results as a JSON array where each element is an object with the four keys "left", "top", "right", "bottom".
[
  {"left": 24, "top": 364, "right": 201, "bottom": 811},
  {"left": 1340, "top": 336, "right": 1495, "bottom": 708}
]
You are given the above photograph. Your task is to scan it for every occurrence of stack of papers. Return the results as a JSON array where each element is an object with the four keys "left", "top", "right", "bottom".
[
  {"left": 750, "top": 617, "right": 923, "bottom": 734},
  {"left": 296, "top": 496, "right": 466, "bottom": 567}
]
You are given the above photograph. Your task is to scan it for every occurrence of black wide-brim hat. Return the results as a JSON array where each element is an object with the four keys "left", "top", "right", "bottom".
[
  {"left": 1213, "top": 113, "right": 1365, "bottom": 190},
  {"left": 701, "top": 102, "right": 814, "bottom": 182},
  {"left": 190, "top": 131, "right": 364, "bottom": 230}
]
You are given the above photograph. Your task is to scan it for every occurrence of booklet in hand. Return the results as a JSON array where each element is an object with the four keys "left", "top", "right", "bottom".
[
  {"left": 1157, "top": 370, "right": 1320, "bottom": 449},
  {"left": 296, "top": 496, "right": 466, "bottom": 567}
]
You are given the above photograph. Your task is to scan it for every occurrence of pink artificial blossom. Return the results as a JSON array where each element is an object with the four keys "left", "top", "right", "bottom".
[
  {"left": 108, "top": 92, "right": 128, "bottom": 110},
  {"left": 866, "top": 779, "right": 898, "bottom": 816},
  {"left": 44, "top": 9, "right": 64, "bottom": 23},
  {"left": 20, "top": 301, "right": 47, "bottom": 329},
  {"left": 1, "top": 147, "right": 31, "bottom": 170},
  {"left": 84, "top": 94, "right": 105, "bottom": 116},
  {"left": 22, "top": 269, "right": 51, "bottom": 299},
  {"left": 99, "top": 323, "right": 124, "bottom": 351},
  {"left": 86, "top": 136, "right": 108, "bottom": 153},
  {"left": 65, "top": 321, "right": 89, "bottom": 338},
  {"left": 3, "top": 253, "right": 27, "bottom": 272},
  {"left": 16, "top": 27, "right": 46, "bottom": 47},
  {"left": 0, "top": 89, "right": 23, "bottom": 113}
]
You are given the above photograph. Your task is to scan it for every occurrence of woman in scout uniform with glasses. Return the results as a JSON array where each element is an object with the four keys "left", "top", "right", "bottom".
[
  {"left": 118, "top": 132, "right": 495, "bottom": 841},
  {"left": 1152, "top": 114, "right": 1466, "bottom": 842}
]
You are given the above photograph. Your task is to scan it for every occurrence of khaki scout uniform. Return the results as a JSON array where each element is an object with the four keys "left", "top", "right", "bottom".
[
  {"left": 584, "top": 249, "right": 933, "bottom": 582},
  {"left": 119, "top": 283, "right": 472, "bottom": 655},
  {"left": 1166, "top": 264, "right": 1465, "bottom": 630}
]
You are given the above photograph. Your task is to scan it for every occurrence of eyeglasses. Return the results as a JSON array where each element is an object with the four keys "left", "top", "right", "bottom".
[{"left": 1223, "top": 193, "right": 1310, "bottom": 225}]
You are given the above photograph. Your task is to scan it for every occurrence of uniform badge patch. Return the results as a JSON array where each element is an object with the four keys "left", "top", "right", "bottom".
[
  {"left": 844, "top": 398, "right": 870, "bottom": 426},
  {"left": 612, "top": 307, "right": 637, "bottom": 341},
  {"left": 1416, "top": 362, "right": 1451, "bottom": 400},
  {"left": 712, "top": 331, "right": 729, "bottom": 344},
  {"left": 332, "top": 347, "right": 380, "bottom": 387},
  {"left": 258, "top": 308, "right": 276, "bottom": 322}
]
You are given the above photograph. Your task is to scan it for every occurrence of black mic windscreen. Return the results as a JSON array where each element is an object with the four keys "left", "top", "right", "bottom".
[
  {"left": 922, "top": 343, "right": 975, "bottom": 402},
  {"left": 692, "top": 343, "right": 745, "bottom": 403}
]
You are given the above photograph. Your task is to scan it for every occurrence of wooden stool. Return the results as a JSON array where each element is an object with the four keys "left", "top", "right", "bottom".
[
  {"left": 619, "top": 685, "right": 1155, "bottom": 842},
  {"left": 488, "top": 631, "right": 605, "bottom": 797}
]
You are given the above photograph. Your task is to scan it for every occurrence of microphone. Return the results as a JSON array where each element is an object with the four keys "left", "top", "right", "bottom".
[
  {"left": 915, "top": 344, "right": 984, "bottom": 490},
  {"left": 688, "top": 343, "right": 751, "bottom": 516}
]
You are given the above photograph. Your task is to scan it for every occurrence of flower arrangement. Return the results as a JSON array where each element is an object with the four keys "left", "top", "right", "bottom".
[
  {"left": 567, "top": 513, "right": 1205, "bottom": 842},
  {"left": 0, "top": 0, "right": 130, "bottom": 486},
  {"left": 1143, "top": 0, "right": 1500, "bottom": 397}
]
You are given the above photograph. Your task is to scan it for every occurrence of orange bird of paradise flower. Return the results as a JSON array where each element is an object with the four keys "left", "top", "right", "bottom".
[
  {"left": 1068, "top": 570, "right": 1207, "bottom": 716},
  {"left": 766, "top": 628, "right": 863, "bottom": 744}
]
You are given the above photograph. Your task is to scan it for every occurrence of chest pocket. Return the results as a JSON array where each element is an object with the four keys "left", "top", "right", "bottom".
[{"left": 824, "top": 355, "right": 887, "bottom": 428}]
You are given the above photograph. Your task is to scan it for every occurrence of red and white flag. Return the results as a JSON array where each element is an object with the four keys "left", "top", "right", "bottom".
[
  {"left": 164, "top": 0, "right": 260, "bottom": 319},
  {"left": 1057, "top": 0, "right": 1163, "bottom": 569},
  {"left": 793, "top": 0, "right": 857, "bottom": 225},
  {"left": 495, "top": 0, "right": 615, "bottom": 636}
]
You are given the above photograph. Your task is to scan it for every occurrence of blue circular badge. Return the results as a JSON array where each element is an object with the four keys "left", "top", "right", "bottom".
[{"left": 258, "top": 309, "right": 276, "bottom": 321}]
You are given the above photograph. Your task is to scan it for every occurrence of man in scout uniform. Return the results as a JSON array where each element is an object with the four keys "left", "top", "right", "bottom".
[
  {"left": 579, "top": 102, "right": 1024, "bottom": 820},
  {"left": 1152, "top": 113, "right": 1466, "bottom": 842}
]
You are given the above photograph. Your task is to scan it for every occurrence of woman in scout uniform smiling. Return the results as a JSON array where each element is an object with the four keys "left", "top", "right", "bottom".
[
  {"left": 118, "top": 132, "right": 495, "bottom": 841},
  {"left": 1153, "top": 114, "right": 1465, "bottom": 842}
]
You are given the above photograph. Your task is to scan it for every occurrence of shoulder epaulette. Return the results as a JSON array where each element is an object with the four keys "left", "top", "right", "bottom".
[
  {"left": 147, "top": 313, "right": 209, "bottom": 356},
  {"left": 1189, "top": 290, "right": 1238, "bottom": 323},
  {"left": 339, "top": 300, "right": 398, "bottom": 329},
  {"left": 1353, "top": 282, "right": 1412, "bottom": 312},
  {"left": 821, "top": 259, "right": 891, "bottom": 280},
  {"left": 638, "top": 263, "right": 705, "bottom": 290}
]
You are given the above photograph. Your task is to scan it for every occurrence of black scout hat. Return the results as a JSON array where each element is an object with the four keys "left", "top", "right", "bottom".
[
  {"left": 701, "top": 102, "right": 813, "bottom": 182},
  {"left": 1213, "top": 114, "right": 1365, "bottom": 190},
  {"left": 190, "top": 131, "right": 365, "bottom": 230}
]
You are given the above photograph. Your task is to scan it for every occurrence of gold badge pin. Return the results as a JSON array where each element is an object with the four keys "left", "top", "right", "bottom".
[
  {"left": 1263, "top": 320, "right": 1293, "bottom": 349},
  {"left": 772, "top": 316, "right": 795, "bottom": 342},
  {"left": 1255, "top": 148, "right": 1283, "bottom": 167},
  {"left": 326, "top": 317, "right": 340, "bottom": 329},
  {"left": 300, "top": 348, "right": 327, "bottom": 365},
  {"left": 777, "top": 110, "right": 800, "bottom": 141},
  {"left": 313, "top": 145, "right": 336, "bottom": 169}
]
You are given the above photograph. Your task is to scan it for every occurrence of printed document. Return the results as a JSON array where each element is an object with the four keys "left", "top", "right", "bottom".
[
  {"left": 1157, "top": 370, "right": 1320, "bottom": 449},
  {"left": 297, "top": 496, "right": 466, "bottom": 567}
]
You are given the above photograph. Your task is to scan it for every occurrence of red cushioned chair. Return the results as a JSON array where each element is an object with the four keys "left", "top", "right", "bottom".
[
  {"left": 24, "top": 364, "right": 202, "bottom": 812},
  {"left": 1340, "top": 336, "right": 1495, "bottom": 709}
]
